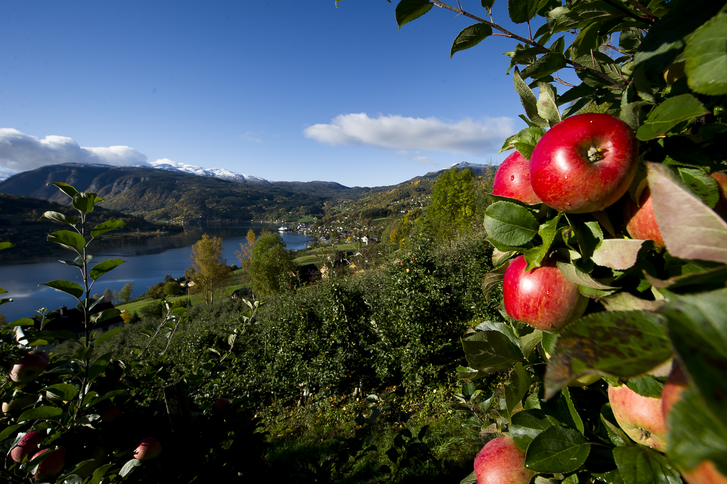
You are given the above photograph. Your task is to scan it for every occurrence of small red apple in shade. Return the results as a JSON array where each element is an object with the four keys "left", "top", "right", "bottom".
[
  {"left": 100, "top": 404, "right": 121, "bottom": 423},
  {"left": 623, "top": 186, "right": 665, "bottom": 246},
  {"left": 474, "top": 435, "right": 534, "bottom": 484},
  {"left": 133, "top": 437, "right": 162, "bottom": 461},
  {"left": 492, "top": 151, "right": 542, "bottom": 204},
  {"left": 661, "top": 362, "right": 727, "bottom": 484},
  {"left": 608, "top": 383, "right": 667, "bottom": 451},
  {"left": 30, "top": 446, "right": 66, "bottom": 480},
  {"left": 9, "top": 350, "right": 49, "bottom": 383},
  {"left": 530, "top": 113, "right": 639, "bottom": 213},
  {"left": 212, "top": 397, "right": 231, "bottom": 413},
  {"left": 503, "top": 255, "right": 588, "bottom": 332},
  {"left": 10, "top": 431, "right": 44, "bottom": 463}
]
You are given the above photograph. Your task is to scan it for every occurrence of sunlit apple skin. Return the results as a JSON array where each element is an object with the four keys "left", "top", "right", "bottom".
[
  {"left": 623, "top": 187, "right": 665, "bottom": 246},
  {"left": 503, "top": 255, "right": 588, "bottom": 332},
  {"left": 608, "top": 384, "right": 667, "bottom": 451},
  {"left": 133, "top": 437, "right": 162, "bottom": 461},
  {"left": 31, "top": 446, "right": 66, "bottom": 480},
  {"left": 9, "top": 350, "right": 50, "bottom": 383},
  {"left": 530, "top": 113, "right": 638, "bottom": 213},
  {"left": 661, "top": 363, "right": 727, "bottom": 484},
  {"left": 474, "top": 436, "right": 534, "bottom": 484},
  {"left": 10, "top": 431, "right": 44, "bottom": 463},
  {"left": 492, "top": 151, "right": 542, "bottom": 204}
]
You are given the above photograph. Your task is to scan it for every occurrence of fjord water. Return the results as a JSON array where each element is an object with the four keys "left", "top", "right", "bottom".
[{"left": 0, "top": 225, "right": 312, "bottom": 323}]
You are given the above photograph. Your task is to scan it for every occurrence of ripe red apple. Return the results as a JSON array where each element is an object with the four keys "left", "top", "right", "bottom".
[
  {"left": 492, "top": 151, "right": 542, "bottom": 204},
  {"left": 608, "top": 383, "right": 667, "bottom": 451},
  {"left": 10, "top": 431, "right": 44, "bottom": 463},
  {"left": 474, "top": 435, "right": 534, "bottom": 484},
  {"left": 530, "top": 113, "right": 639, "bottom": 213},
  {"left": 133, "top": 437, "right": 162, "bottom": 461},
  {"left": 9, "top": 350, "right": 50, "bottom": 383},
  {"left": 30, "top": 446, "right": 66, "bottom": 480},
  {"left": 212, "top": 397, "right": 231, "bottom": 413},
  {"left": 661, "top": 363, "right": 727, "bottom": 484},
  {"left": 623, "top": 186, "right": 665, "bottom": 246},
  {"left": 503, "top": 255, "right": 588, "bottom": 332}
]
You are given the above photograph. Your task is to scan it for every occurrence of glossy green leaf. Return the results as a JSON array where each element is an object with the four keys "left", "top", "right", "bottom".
[
  {"left": 48, "top": 230, "right": 86, "bottom": 252},
  {"left": 462, "top": 327, "right": 525, "bottom": 373},
  {"left": 613, "top": 446, "right": 682, "bottom": 484},
  {"left": 18, "top": 405, "right": 63, "bottom": 422},
  {"left": 52, "top": 182, "right": 79, "bottom": 198},
  {"left": 525, "top": 426, "right": 590, "bottom": 473},
  {"left": 450, "top": 23, "right": 492, "bottom": 58},
  {"left": 626, "top": 375, "right": 663, "bottom": 398},
  {"left": 561, "top": 387, "right": 584, "bottom": 435},
  {"left": 89, "top": 352, "right": 113, "bottom": 382},
  {"left": 485, "top": 201, "right": 539, "bottom": 247},
  {"left": 41, "top": 280, "right": 84, "bottom": 299},
  {"left": 678, "top": 167, "right": 719, "bottom": 208},
  {"left": 513, "top": 69, "right": 547, "bottom": 128},
  {"left": 508, "top": 0, "right": 547, "bottom": 24},
  {"left": 636, "top": 94, "right": 710, "bottom": 141},
  {"left": 684, "top": 12, "right": 727, "bottom": 95},
  {"left": 648, "top": 162, "right": 727, "bottom": 263},
  {"left": 0, "top": 241, "right": 14, "bottom": 250},
  {"left": 91, "top": 220, "right": 127, "bottom": 237},
  {"left": 42, "top": 383, "right": 79, "bottom": 401},
  {"left": 94, "top": 326, "right": 125, "bottom": 347},
  {"left": 504, "top": 363, "right": 532, "bottom": 415},
  {"left": 39, "top": 210, "right": 76, "bottom": 225},
  {"left": 89, "top": 258, "right": 125, "bottom": 280},
  {"left": 72, "top": 192, "right": 102, "bottom": 214},
  {"left": 556, "top": 261, "right": 617, "bottom": 290},
  {"left": 395, "top": 0, "right": 432, "bottom": 29},
  {"left": 510, "top": 409, "right": 554, "bottom": 450},
  {"left": 536, "top": 82, "right": 560, "bottom": 127},
  {"left": 520, "top": 52, "right": 568, "bottom": 80},
  {"left": 544, "top": 311, "right": 671, "bottom": 399}
]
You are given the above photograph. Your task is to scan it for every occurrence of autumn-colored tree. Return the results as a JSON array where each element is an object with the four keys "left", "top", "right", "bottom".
[
  {"left": 235, "top": 228, "right": 257, "bottom": 271},
  {"left": 189, "top": 234, "right": 232, "bottom": 304}
]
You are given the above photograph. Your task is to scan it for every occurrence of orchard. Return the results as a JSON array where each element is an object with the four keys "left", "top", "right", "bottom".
[{"left": 391, "top": 0, "right": 727, "bottom": 482}]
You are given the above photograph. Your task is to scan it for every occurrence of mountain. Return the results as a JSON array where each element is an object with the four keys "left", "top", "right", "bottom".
[
  {"left": 148, "top": 159, "right": 269, "bottom": 184},
  {"left": 416, "top": 162, "right": 498, "bottom": 181}
]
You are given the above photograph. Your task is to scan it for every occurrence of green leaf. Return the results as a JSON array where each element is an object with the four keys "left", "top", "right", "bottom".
[
  {"left": 0, "top": 424, "right": 23, "bottom": 443},
  {"left": 39, "top": 211, "right": 76, "bottom": 225},
  {"left": 678, "top": 167, "right": 719, "bottom": 208},
  {"left": 626, "top": 375, "right": 664, "bottom": 399},
  {"left": 395, "top": 0, "right": 432, "bottom": 29},
  {"left": 513, "top": 69, "right": 548, "bottom": 128},
  {"left": 42, "top": 383, "right": 79, "bottom": 401},
  {"left": 647, "top": 162, "right": 727, "bottom": 263},
  {"left": 525, "top": 426, "right": 590, "bottom": 474},
  {"left": 536, "top": 82, "right": 561, "bottom": 127},
  {"left": 544, "top": 311, "right": 672, "bottom": 399},
  {"left": 684, "top": 12, "right": 727, "bottom": 95},
  {"left": 660, "top": 289, "right": 727, "bottom": 430},
  {"left": 17, "top": 405, "right": 63, "bottom": 422},
  {"left": 40, "top": 280, "right": 84, "bottom": 299},
  {"left": 504, "top": 363, "right": 532, "bottom": 415},
  {"left": 89, "top": 259, "right": 125, "bottom": 280},
  {"left": 666, "top": 386, "right": 727, "bottom": 477},
  {"left": 450, "top": 23, "right": 492, "bottom": 58},
  {"left": 500, "top": 126, "right": 546, "bottom": 160},
  {"left": 72, "top": 192, "right": 102, "bottom": 214},
  {"left": 481, "top": 0, "right": 495, "bottom": 10},
  {"left": 508, "top": 0, "right": 547, "bottom": 24},
  {"left": 561, "top": 387, "right": 584, "bottom": 434},
  {"left": 462, "top": 327, "right": 525, "bottom": 373},
  {"left": 52, "top": 182, "right": 78, "bottom": 198},
  {"left": 556, "top": 261, "right": 618, "bottom": 290},
  {"left": 94, "top": 326, "right": 125, "bottom": 347},
  {"left": 521, "top": 53, "right": 568, "bottom": 81},
  {"left": 613, "top": 446, "right": 683, "bottom": 484},
  {"left": 0, "top": 241, "right": 14, "bottom": 250},
  {"left": 47, "top": 230, "right": 86, "bottom": 253},
  {"left": 91, "top": 220, "right": 127, "bottom": 237},
  {"left": 592, "top": 239, "right": 649, "bottom": 271},
  {"left": 119, "top": 458, "right": 141, "bottom": 478},
  {"left": 510, "top": 409, "right": 555, "bottom": 450},
  {"left": 89, "top": 352, "right": 113, "bottom": 382},
  {"left": 90, "top": 463, "right": 115, "bottom": 484},
  {"left": 636, "top": 94, "right": 710, "bottom": 141},
  {"left": 484, "top": 201, "right": 539, "bottom": 247}
]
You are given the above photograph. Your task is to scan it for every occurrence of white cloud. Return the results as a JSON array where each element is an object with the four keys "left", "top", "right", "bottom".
[
  {"left": 240, "top": 131, "right": 263, "bottom": 143},
  {"left": 303, "top": 113, "right": 515, "bottom": 156},
  {"left": 0, "top": 128, "right": 149, "bottom": 174}
]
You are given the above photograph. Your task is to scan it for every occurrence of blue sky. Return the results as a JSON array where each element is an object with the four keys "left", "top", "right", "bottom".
[{"left": 0, "top": 1, "right": 531, "bottom": 187}]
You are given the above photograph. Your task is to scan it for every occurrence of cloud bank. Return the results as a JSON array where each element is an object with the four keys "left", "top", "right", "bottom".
[
  {"left": 303, "top": 113, "right": 515, "bottom": 156},
  {"left": 0, "top": 128, "right": 149, "bottom": 174}
]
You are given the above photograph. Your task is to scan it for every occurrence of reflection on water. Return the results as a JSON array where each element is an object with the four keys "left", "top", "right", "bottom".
[{"left": 0, "top": 224, "right": 312, "bottom": 322}]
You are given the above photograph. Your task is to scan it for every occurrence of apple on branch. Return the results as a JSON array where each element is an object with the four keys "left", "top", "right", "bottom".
[
  {"left": 30, "top": 446, "right": 66, "bottom": 480},
  {"left": 530, "top": 113, "right": 638, "bottom": 213},
  {"left": 492, "top": 150, "right": 542, "bottom": 204},
  {"left": 474, "top": 435, "right": 535, "bottom": 484},
  {"left": 608, "top": 383, "right": 667, "bottom": 451},
  {"left": 9, "top": 350, "right": 49, "bottom": 384},
  {"left": 10, "top": 431, "right": 44, "bottom": 463},
  {"left": 503, "top": 255, "right": 588, "bottom": 332},
  {"left": 133, "top": 437, "right": 162, "bottom": 461}
]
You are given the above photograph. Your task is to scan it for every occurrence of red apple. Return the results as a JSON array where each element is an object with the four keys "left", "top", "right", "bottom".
[
  {"left": 608, "top": 383, "right": 667, "bottom": 451},
  {"left": 530, "top": 113, "right": 639, "bottom": 213},
  {"left": 503, "top": 255, "right": 588, "bottom": 332},
  {"left": 474, "top": 435, "right": 534, "bottom": 484},
  {"left": 10, "top": 431, "right": 44, "bottom": 463},
  {"left": 30, "top": 446, "right": 65, "bottom": 480},
  {"left": 623, "top": 186, "right": 665, "bottom": 246},
  {"left": 710, "top": 171, "right": 727, "bottom": 220},
  {"left": 133, "top": 437, "right": 162, "bottom": 461},
  {"left": 661, "top": 362, "right": 727, "bottom": 484},
  {"left": 100, "top": 404, "right": 121, "bottom": 422},
  {"left": 212, "top": 397, "right": 231, "bottom": 413},
  {"left": 9, "top": 350, "right": 49, "bottom": 383},
  {"left": 492, "top": 151, "right": 542, "bottom": 204}
]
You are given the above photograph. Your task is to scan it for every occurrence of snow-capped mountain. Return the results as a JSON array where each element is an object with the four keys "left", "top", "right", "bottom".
[{"left": 148, "top": 159, "right": 268, "bottom": 184}]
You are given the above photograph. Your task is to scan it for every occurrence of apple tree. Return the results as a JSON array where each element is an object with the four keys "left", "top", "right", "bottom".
[{"left": 387, "top": 0, "right": 727, "bottom": 482}]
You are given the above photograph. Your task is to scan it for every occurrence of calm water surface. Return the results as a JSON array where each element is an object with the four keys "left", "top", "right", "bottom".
[{"left": 0, "top": 225, "right": 312, "bottom": 322}]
